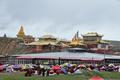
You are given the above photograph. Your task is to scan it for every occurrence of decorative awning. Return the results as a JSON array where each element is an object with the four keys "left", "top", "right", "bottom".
[
  {"left": 16, "top": 55, "right": 104, "bottom": 61},
  {"left": 14, "top": 52, "right": 120, "bottom": 61}
]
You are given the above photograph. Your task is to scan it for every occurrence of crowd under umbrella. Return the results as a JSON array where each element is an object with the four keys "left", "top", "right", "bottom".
[{"left": 0, "top": 62, "right": 119, "bottom": 75}]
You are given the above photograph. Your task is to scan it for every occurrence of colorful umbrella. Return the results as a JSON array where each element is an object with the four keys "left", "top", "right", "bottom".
[
  {"left": 20, "top": 64, "right": 25, "bottom": 69},
  {"left": 72, "top": 64, "right": 77, "bottom": 66},
  {"left": 89, "top": 76, "right": 104, "bottom": 80},
  {"left": 78, "top": 64, "right": 85, "bottom": 68},
  {"left": 12, "top": 65, "right": 20, "bottom": 69},
  {"left": 40, "top": 65, "right": 44, "bottom": 68},
  {"left": 74, "top": 69, "right": 82, "bottom": 74},
  {"left": 0, "top": 65, "right": 3, "bottom": 70},
  {"left": 109, "top": 64, "right": 114, "bottom": 67},
  {"left": 44, "top": 65, "right": 51, "bottom": 69},
  {"left": 62, "top": 63, "right": 69, "bottom": 66},
  {"left": 49, "top": 69, "right": 54, "bottom": 74},
  {"left": 63, "top": 63, "right": 69, "bottom": 66},
  {"left": 52, "top": 65, "right": 60, "bottom": 70},
  {"left": 61, "top": 67, "right": 67, "bottom": 74}
]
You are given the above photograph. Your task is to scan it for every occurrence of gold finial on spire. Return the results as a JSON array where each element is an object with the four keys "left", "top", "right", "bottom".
[{"left": 17, "top": 25, "right": 25, "bottom": 40}]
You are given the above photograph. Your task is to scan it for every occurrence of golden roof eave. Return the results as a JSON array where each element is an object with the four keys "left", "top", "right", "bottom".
[
  {"left": 26, "top": 41, "right": 58, "bottom": 46},
  {"left": 81, "top": 32, "right": 103, "bottom": 37}
]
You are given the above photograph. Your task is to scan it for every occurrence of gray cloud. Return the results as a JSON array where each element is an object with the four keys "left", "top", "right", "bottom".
[{"left": 0, "top": 0, "right": 120, "bottom": 40}]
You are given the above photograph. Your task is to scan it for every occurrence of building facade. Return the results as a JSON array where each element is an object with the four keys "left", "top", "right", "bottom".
[
  {"left": 26, "top": 35, "right": 62, "bottom": 53},
  {"left": 81, "top": 32, "right": 112, "bottom": 54}
]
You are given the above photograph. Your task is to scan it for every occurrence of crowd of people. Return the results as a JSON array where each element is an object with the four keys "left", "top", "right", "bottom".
[{"left": 0, "top": 63, "right": 120, "bottom": 77}]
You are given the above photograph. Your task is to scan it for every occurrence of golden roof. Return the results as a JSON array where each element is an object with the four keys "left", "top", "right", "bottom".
[
  {"left": 70, "top": 40, "right": 85, "bottom": 45},
  {"left": 82, "top": 32, "right": 103, "bottom": 37},
  {"left": 98, "top": 40, "right": 110, "bottom": 44},
  {"left": 70, "top": 31, "right": 84, "bottom": 46},
  {"left": 27, "top": 40, "right": 58, "bottom": 46},
  {"left": 71, "top": 42, "right": 85, "bottom": 46},
  {"left": 41, "top": 35, "right": 56, "bottom": 39}
]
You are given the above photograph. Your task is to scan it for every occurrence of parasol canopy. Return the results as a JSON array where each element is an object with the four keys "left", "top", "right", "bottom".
[
  {"left": 52, "top": 65, "right": 60, "bottom": 70},
  {"left": 74, "top": 69, "right": 82, "bottom": 74},
  {"left": 44, "top": 65, "right": 51, "bottom": 69},
  {"left": 78, "top": 64, "right": 86, "bottom": 68},
  {"left": 12, "top": 65, "right": 20, "bottom": 69},
  {"left": 63, "top": 63, "right": 73, "bottom": 67},
  {"left": 61, "top": 67, "right": 67, "bottom": 74},
  {"left": 89, "top": 76, "right": 104, "bottom": 80},
  {"left": 0, "top": 65, "right": 3, "bottom": 70},
  {"left": 108, "top": 64, "right": 114, "bottom": 67}
]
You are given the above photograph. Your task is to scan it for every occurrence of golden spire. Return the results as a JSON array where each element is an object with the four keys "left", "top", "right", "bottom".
[
  {"left": 17, "top": 26, "right": 25, "bottom": 40},
  {"left": 71, "top": 31, "right": 81, "bottom": 45}
]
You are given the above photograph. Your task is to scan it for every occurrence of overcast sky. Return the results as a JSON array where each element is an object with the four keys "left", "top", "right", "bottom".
[{"left": 0, "top": 0, "right": 120, "bottom": 40}]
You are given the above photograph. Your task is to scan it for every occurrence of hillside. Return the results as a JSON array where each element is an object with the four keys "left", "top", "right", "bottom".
[
  {"left": 105, "top": 40, "right": 120, "bottom": 52},
  {"left": 0, "top": 37, "right": 25, "bottom": 55}
]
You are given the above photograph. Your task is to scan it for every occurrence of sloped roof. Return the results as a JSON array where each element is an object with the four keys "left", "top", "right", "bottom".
[
  {"left": 82, "top": 32, "right": 103, "bottom": 37},
  {"left": 24, "top": 35, "right": 34, "bottom": 38},
  {"left": 27, "top": 40, "right": 58, "bottom": 46},
  {"left": 99, "top": 40, "right": 110, "bottom": 44},
  {"left": 15, "top": 52, "right": 120, "bottom": 60},
  {"left": 70, "top": 41, "right": 85, "bottom": 45},
  {"left": 41, "top": 35, "right": 56, "bottom": 39}
]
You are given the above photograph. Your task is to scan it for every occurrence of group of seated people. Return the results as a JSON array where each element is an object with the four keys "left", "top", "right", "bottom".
[
  {"left": 0, "top": 63, "right": 120, "bottom": 77},
  {"left": 25, "top": 66, "right": 50, "bottom": 77},
  {"left": 24, "top": 63, "right": 120, "bottom": 77}
]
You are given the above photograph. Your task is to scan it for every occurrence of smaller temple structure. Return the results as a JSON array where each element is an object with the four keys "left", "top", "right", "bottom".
[
  {"left": 69, "top": 32, "right": 112, "bottom": 54},
  {"left": 82, "top": 32, "right": 103, "bottom": 45},
  {"left": 26, "top": 35, "right": 61, "bottom": 53},
  {"left": 81, "top": 32, "right": 112, "bottom": 54},
  {"left": 16, "top": 26, "right": 25, "bottom": 40}
]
